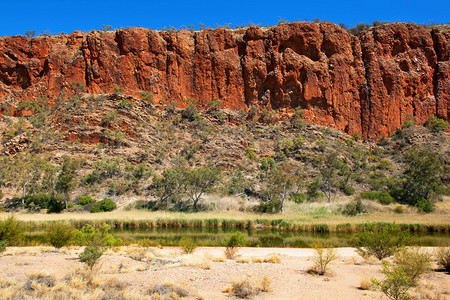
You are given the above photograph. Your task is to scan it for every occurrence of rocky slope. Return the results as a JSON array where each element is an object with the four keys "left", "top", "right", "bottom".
[{"left": 0, "top": 22, "right": 448, "bottom": 138}]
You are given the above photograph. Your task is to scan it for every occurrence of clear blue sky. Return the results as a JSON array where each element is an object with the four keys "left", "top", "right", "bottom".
[{"left": 2, "top": 0, "right": 448, "bottom": 36}]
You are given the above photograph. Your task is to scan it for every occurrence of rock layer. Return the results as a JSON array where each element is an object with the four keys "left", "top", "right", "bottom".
[{"left": 0, "top": 22, "right": 448, "bottom": 138}]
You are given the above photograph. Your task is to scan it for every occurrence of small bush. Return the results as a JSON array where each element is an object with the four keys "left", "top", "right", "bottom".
[
  {"left": 343, "top": 185, "right": 356, "bottom": 196},
  {"left": 415, "top": 198, "right": 434, "bottom": 213},
  {"left": 360, "top": 191, "right": 394, "bottom": 205},
  {"left": 372, "top": 261, "right": 415, "bottom": 300},
  {"left": 359, "top": 278, "right": 372, "bottom": 290},
  {"left": 230, "top": 280, "right": 258, "bottom": 299},
  {"left": 0, "top": 215, "right": 24, "bottom": 246},
  {"left": 245, "top": 148, "right": 257, "bottom": 160},
  {"left": 353, "top": 224, "right": 409, "bottom": 260},
  {"left": 47, "top": 222, "right": 74, "bottom": 248},
  {"left": 310, "top": 243, "right": 339, "bottom": 275},
  {"left": 149, "top": 283, "right": 189, "bottom": 298},
  {"left": 79, "top": 246, "right": 104, "bottom": 270},
  {"left": 436, "top": 247, "right": 450, "bottom": 272},
  {"left": 46, "top": 197, "right": 65, "bottom": 213},
  {"left": 0, "top": 240, "right": 7, "bottom": 253},
  {"left": 290, "top": 193, "right": 307, "bottom": 203},
  {"left": 90, "top": 198, "right": 116, "bottom": 213},
  {"left": 394, "top": 248, "right": 432, "bottom": 283},
  {"left": 77, "top": 196, "right": 96, "bottom": 206},
  {"left": 342, "top": 199, "right": 365, "bottom": 216},
  {"left": 179, "top": 237, "right": 197, "bottom": 254},
  {"left": 222, "top": 232, "right": 247, "bottom": 259},
  {"left": 425, "top": 115, "right": 448, "bottom": 132},
  {"left": 394, "top": 205, "right": 404, "bottom": 214}
]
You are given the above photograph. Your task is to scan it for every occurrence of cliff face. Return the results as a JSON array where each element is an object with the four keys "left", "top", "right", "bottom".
[{"left": 0, "top": 22, "right": 448, "bottom": 138}]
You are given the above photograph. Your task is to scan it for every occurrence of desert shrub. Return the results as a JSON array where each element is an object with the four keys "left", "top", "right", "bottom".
[
  {"left": 0, "top": 240, "right": 7, "bottom": 252},
  {"left": 83, "top": 171, "right": 101, "bottom": 185},
  {"left": 101, "top": 110, "right": 118, "bottom": 126},
  {"left": 394, "top": 248, "right": 432, "bottom": 283},
  {"left": 181, "top": 100, "right": 198, "bottom": 121},
  {"left": 47, "top": 222, "right": 74, "bottom": 248},
  {"left": 24, "top": 273, "right": 55, "bottom": 290},
  {"left": 141, "top": 91, "right": 154, "bottom": 103},
  {"left": 90, "top": 198, "right": 116, "bottom": 213},
  {"left": 394, "top": 205, "right": 404, "bottom": 214},
  {"left": 0, "top": 215, "right": 24, "bottom": 246},
  {"left": 425, "top": 115, "right": 448, "bottom": 132},
  {"left": 290, "top": 193, "right": 307, "bottom": 204},
  {"left": 353, "top": 224, "right": 409, "bottom": 260},
  {"left": 179, "top": 237, "right": 197, "bottom": 254},
  {"left": 46, "top": 197, "right": 65, "bottom": 213},
  {"left": 73, "top": 223, "right": 121, "bottom": 247},
  {"left": 360, "top": 191, "right": 394, "bottom": 205},
  {"left": 117, "top": 99, "right": 132, "bottom": 109},
  {"left": 343, "top": 185, "right": 355, "bottom": 195},
  {"left": 436, "top": 247, "right": 450, "bottom": 272},
  {"left": 79, "top": 246, "right": 104, "bottom": 270},
  {"left": 415, "top": 198, "right": 434, "bottom": 213},
  {"left": 372, "top": 261, "right": 415, "bottom": 300},
  {"left": 342, "top": 199, "right": 365, "bottom": 216},
  {"left": 377, "top": 159, "right": 391, "bottom": 170},
  {"left": 113, "top": 86, "right": 124, "bottom": 94},
  {"left": 231, "top": 279, "right": 259, "bottom": 298},
  {"left": 77, "top": 196, "right": 96, "bottom": 206},
  {"left": 254, "top": 199, "right": 282, "bottom": 213},
  {"left": 245, "top": 148, "right": 257, "bottom": 160},
  {"left": 222, "top": 232, "right": 247, "bottom": 259},
  {"left": 359, "top": 278, "right": 372, "bottom": 290},
  {"left": 309, "top": 243, "right": 339, "bottom": 275},
  {"left": 149, "top": 283, "right": 189, "bottom": 298}
]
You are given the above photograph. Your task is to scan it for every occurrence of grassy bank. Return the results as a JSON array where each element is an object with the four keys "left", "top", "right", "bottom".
[{"left": 2, "top": 208, "right": 450, "bottom": 234}]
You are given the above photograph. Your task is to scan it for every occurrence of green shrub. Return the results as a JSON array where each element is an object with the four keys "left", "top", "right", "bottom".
[
  {"left": 77, "top": 196, "right": 96, "bottom": 206},
  {"left": 222, "top": 232, "right": 247, "bottom": 259},
  {"left": 310, "top": 243, "right": 339, "bottom": 275},
  {"left": 343, "top": 186, "right": 355, "bottom": 196},
  {"left": 353, "top": 224, "right": 409, "bottom": 260},
  {"left": 372, "top": 261, "right": 414, "bottom": 300},
  {"left": 79, "top": 246, "right": 104, "bottom": 270},
  {"left": 47, "top": 197, "right": 65, "bottom": 213},
  {"left": 0, "top": 215, "right": 24, "bottom": 246},
  {"left": 290, "top": 193, "right": 307, "bottom": 204},
  {"left": 342, "top": 199, "right": 365, "bottom": 216},
  {"left": 254, "top": 199, "right": 282, "bottom": 213},
  {"left": 246, "top": 148, "right": 257, "bottom": 160},
  {"left": 415, "top": 198, "right": 434, "bottom": 213},
  {"left": 90, "top": 198, "right": 116, "bottom": 213},
  {"left": 47, "top": 222, "right": 74, "bottom": 248},
  {"left": 113, "top": 86, "right": 124, "bottom": 94},
  {"left": 360, "top": 191, "right": 394, "bottom": 205},
  {"left": 73, "top": 223, "right": 121, "bottom": 248},
  {"left": 0, "top": 240, "right": 7, "bottom": 253},
  {"left": 425, "top": 115, "right": 448, "bottom": 132},
  {"left": 394, "top": 248, "right": 432, "bottom": 283},
  {"left": 179, "top": 237, "right": 197, "bottom": 254},
  {"left": 394, "top": 205, "right": 404, "bottom": 214},
  {"left": 117, "top": 99, "right": 133, "bottom": 109}
]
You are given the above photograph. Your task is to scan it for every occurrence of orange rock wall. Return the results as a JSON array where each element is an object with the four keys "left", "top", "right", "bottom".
[{"left": 0, "top": 22, "right": 448, "bottom": 138}]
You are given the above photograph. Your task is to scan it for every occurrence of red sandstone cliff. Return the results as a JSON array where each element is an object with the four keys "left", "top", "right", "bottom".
[{"left": 0, "top": 22, "right": 448, "bottom": 138}]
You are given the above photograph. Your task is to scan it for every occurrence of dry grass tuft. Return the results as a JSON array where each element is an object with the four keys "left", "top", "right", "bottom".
[
  {"left": 226, "top": 276, "right": 272, "bottom": 299},
  {"left": 212, "top": 256, "right": 226, "bottom": 262},
  {"left": 148, "top": 282, "right": 189, "bottom": 299},
  {"left": 237, "top": 257, "right": 251, "bottom": 263},
  {"left": 358, "top": 278, "right": 372, "bottom": 290},
  {"left": 260, "top": 276, "right": 271, "bottom": 292},
  {"left": 230, "top": 279, "right": 258, "bottom": 299},
  {"left": 264, "top": 254, "right": 281, "bottom": 263}
]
